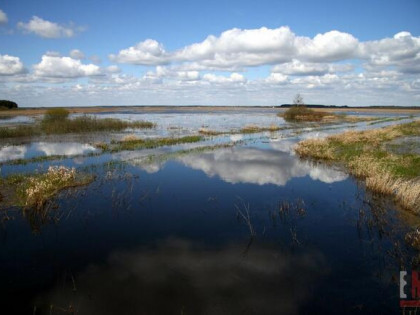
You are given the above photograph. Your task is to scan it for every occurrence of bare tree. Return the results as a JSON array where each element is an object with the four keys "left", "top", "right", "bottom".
[{"left": 293, "top": 93, "right": 304, "bottom": 106}]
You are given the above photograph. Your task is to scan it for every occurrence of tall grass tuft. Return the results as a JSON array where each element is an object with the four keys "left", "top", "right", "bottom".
[
  {"left": 16, "top": 166, "right": 93, "bottom": 210},
  {"left": 0, "top": 125, "right": 40, "bottom": 138}
]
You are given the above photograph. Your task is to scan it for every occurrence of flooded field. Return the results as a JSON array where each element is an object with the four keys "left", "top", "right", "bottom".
[{"left": 0, "top": 108, "right": 419, "bottom": 314}]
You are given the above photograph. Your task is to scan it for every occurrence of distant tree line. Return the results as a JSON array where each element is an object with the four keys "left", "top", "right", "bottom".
[
  {"left": 280, "top": 104, "right": 349, "bottom": 108},
  {"left": 0, "top": 100, "right": 18, "bottom": 109},
  {"left": 279, "top": 104, "right": 420, "bottom": 109}
]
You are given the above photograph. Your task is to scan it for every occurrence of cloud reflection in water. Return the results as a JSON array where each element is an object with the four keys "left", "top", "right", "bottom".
[
  {"left": 177, "top": 146, "right": 348, "bottom": 186},
  {"left": 37, "top": 239, "right": 326, "bottom": 315},
  {"left": 0, "top": 145, "right": 27, "bottom": 162}
]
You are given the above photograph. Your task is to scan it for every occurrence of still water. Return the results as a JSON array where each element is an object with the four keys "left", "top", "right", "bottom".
[{"left": 0, "top": 109, "right": 418, "bottom": 314}]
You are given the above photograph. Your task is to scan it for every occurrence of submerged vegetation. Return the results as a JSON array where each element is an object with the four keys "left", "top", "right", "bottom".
[
  {"left": 295, "top": 121, "right": 420, "bottom": 213},
  {"left": 0, "top": 108, "right": 155, "bottom": 138}
]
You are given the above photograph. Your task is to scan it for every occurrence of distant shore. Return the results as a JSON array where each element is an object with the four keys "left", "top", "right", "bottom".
[{"left": 0, "top": 105, "right": 419, "bottom": 116}]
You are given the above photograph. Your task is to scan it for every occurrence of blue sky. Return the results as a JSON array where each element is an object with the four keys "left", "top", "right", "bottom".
[{"left": 1, "top": 0, "right": 419, "bottom": 107}]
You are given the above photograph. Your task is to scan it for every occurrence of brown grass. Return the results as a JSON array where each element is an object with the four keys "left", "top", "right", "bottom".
[
  {"left": 198, "top": 128, "right": 225, "bottom": 136},
  {"left": 121, "top": 134, "right": 140, "bottom": 142},
  {"left": 295, "top": 121, "right": 420, "bottom": 214}
]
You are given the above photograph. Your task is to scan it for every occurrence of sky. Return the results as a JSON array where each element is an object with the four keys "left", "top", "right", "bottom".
[{"left": 0, "top": 0, "right": 419, "bottom": 107}]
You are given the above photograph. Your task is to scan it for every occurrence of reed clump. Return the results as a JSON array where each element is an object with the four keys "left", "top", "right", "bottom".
[
  {"left": 12, "top": 166, "right": 93, "bottom": 209},
  {"left": 0, "top": 125, "right": 40, "bottom": 138},
  {"left": 295, "top": 121, "right": 420, "bottom": 213},
  {"left": 240, "top": 124, "right": 283, "bottom": 134},
  {"left": 41, "top": 113, "right": 155, "bottom": 134}
]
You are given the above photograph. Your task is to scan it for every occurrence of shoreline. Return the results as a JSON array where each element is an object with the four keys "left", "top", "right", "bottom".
[
  {"left": 1, "top": 105, "right": 419, "bottom": 116},
  {"left": 295, "top": 120, "right": 420, "bottom": 214}
]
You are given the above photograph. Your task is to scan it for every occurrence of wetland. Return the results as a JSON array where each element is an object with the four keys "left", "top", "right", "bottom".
[{"left": 0, "top": 106, "right": 419, "bottom": 314}]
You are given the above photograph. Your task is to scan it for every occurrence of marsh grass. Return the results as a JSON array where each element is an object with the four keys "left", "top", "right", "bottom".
[
  {"left": 112, "top": 135, "right": 203, "bottom": 152},
  {"left": 0, "top": 125, "right": 40, "bottom": 138},
  {"left": 198, "top": 128, "right": 225, "bottom": 136},
  {"left": 295, "top": 121, "right": 420, "bottom": 213},
  {"left": 280, "top": 106, "right": 378, "bottom": 124},
  {"left": 199, "top": 124, "right": 286, "bottom": 136},
  {"left": 235, "top": 199, "right": 256, "bottom": 237},
  {"left": 40, "top": 116, "right": 155, "bottom": 134},
  {"left": 0, "top": 108, "right": 155, "bottom": 139},
  {"left": 10, "top": 166, "right": 94, "bottom": 210},
  {"left": 240, "top": 124, "right": 284, "bottom": 134}
]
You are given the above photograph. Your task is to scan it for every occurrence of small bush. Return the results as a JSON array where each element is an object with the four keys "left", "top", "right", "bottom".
[{"left": 282, "top": 106, "right": 328, "bottom": 122}]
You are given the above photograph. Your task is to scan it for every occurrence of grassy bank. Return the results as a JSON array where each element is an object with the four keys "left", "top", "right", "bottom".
[{"left": 295, "top": 121, "right": 420, "bottom": 213}]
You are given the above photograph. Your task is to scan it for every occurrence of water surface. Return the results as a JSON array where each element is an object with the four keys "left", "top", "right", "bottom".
[{"left": 0, "top": 108, "right": 418, "bottom": 314}]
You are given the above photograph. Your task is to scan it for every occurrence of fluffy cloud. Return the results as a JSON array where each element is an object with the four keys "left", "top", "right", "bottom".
[
  {"left": 109, "top": 39, "right": 170, "bottom": 65},
  {"left": 69, "top": 49, "right": 85, "bottom": 60},
  {"left": 110, "top": 27, "right": 362, "bottom": 70},
  {"left": 0, "top": 9, "right": 7, "bottom": 24},
  {"left": 0, "top": 54, "right": 25, "bottom": 75},
  {"left": 272, "top": 60, "right": 353, "bottom": 76},
  {"left": 359, "top": 31, "right": 420, "bottom": 73},
  {"left": 110, "top": 26, "right": 420, "bottom": 79},
  {"left": 202, "top": 72, "right": 246, "bottom": 83},
  {"left": 297, "top": 30, "right": 359, "bottom": 62},
  {"left": 17, "top": 16, "right": 82, "bottom": 38},
  {"left": 144, "top": 66, "right": 200, "bottom": 81},
  {"left": 174, "top": 26, "right": 297, "bottom": 68},
  {"left": 33, "top": 55, "right": 101, "bottom": 78},
  {"left": 2, "top": 26, "right": 420, "bottom": 107},
  {"left": 265, "top": 73, "right": 289, "bottom": 84}
]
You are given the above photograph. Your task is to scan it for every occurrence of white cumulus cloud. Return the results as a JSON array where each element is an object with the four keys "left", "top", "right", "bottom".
[
  {"left": 203, "top": 72, "right": 246, "bottom": 83},
  {"left": 69, "top": 49, "right": 85, "bottom": 60},
  {"left": 297, "top": 30, "right": 359, "bottom": 62},
  {"left": 359, "top": 31, "right": 420, "bottom": 73},
  {"left": 272, "top": 60, "right": 354, "bottom": 76},
  {"left": 0, "top": 54, "right": 25, "bottom": 75},
  {"left": 110, "top": 27, "right": 364, "bottom": 70},
  {"left": 0, "top": 9, "right": 8, "bottom": 24},
  {"left": 17, "top": 16, "right": 82, "bottom": 38},
  {"left": 109, "top": 39, "right": 170, "bottom": 65},
  {"left": 33, "top": 55, "right": 101, "bottom": 78}
]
